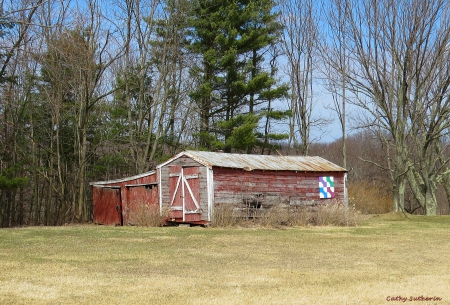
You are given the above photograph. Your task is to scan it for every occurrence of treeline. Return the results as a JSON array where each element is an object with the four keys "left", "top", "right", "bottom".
[{"left": 1, "top": 0, "right": 450, "bottom": 227}]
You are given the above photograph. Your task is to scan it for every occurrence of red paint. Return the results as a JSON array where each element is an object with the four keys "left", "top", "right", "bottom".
[
  {"left": 168, "top": 166, "right": 202, "bottom": 222},
  {"left": 93, "top": 151, "right": 347, "bottom": 225},
  {"left": 92, "top": 187, "right": 122, "bottom": 225},
  {"left": 91, "top": 172, "right": 158, "bottom": 225},
  {"left": 212, "top": 168, "right": 346, "bottom": 203}
]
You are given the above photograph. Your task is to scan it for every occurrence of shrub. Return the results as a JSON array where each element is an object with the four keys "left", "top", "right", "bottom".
[{"left": 348, "top": 182, "right": 392, "bottom": 214}]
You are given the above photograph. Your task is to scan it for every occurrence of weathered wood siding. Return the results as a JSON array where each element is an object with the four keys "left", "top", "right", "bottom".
[
  {"left": 92, "top": 186, "right": 122, "bottom": 225},
  {"left": 159, "top": 156, "right": 209, "bottom": 222},
  {"left": 95, "top": 151, "right": 348, "bottom": 224},
  {"left": 212, "top": 167, "right": 346, "bottom": 207},
  {"left": 122, "top": 174, "right": 158, "bottom": 225},
  {"left": 92, "top": 172, "right": 158, "bottom": 225}
]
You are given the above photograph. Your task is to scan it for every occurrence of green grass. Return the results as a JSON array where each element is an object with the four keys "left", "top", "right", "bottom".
[{"left": 1, "top": 214, "right": 449, "bottom": 305}]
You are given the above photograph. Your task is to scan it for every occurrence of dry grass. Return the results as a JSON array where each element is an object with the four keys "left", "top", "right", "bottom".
[
  {"left": 127, "top": 203, "right": 167, "bottom": 227},
  {"left": 349, "top": 182, "right": 393, "bottom": 214},
  {"left": 211, "top": 201, "right": 363, "bottom": 228},
  {"left": 256, "top": 205, "right": 311, "bottom": 227},
  {"left": 210, "top": 203, "right": 242, "bottom": 227},
  {"left": 1, "top": 214, "right": 449, "bottom": 304},
  {"left": 312, "top": 201, "right": 363, "bottom": 226}
]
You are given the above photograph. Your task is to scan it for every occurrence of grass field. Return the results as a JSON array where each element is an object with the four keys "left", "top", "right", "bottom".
[{"left": 1, "top": 213, "right": 449, "bottom": 305}]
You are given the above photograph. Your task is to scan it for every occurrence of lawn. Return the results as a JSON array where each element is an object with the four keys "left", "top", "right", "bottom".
[{"left": 0, "top": 213, "right": 449, "bottom": 305}]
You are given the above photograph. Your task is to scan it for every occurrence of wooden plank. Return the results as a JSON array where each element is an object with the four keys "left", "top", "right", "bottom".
[
  {"left": 184, "top": 174, "right": 199, "bottom": 180},
  {"left": 92, "top": 185, "right": 121, "bottom": 189},
  {"left": 124, "top": 182, "right": 158, "bottom": 187}
]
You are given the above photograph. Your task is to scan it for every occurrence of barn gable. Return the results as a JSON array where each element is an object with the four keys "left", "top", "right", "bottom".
[{"left": 157, "top": 154, "right": 212, "bottom": 224}]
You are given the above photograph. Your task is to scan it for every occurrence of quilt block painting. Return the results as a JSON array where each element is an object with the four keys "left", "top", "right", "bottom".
[{"left": 319, "top": 176, "right": 335, "bottom": 199}]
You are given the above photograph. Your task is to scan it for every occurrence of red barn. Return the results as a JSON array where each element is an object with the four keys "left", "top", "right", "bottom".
[
  {"left": 156, "top": 151, "right": 348, "bottom": 225},
  {"left": 90, "top": 171, "right": 158, "bottom": 225}
]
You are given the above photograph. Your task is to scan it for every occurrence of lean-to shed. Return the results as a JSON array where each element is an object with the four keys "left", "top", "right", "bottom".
[
  {"left": 157, "top": 150, "right": 348, "bottom": 224},
  {"left": 90, "top": 171, "right": 158, "bottom": 225}
]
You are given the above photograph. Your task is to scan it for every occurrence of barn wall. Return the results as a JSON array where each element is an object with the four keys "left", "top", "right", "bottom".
[
  {"left": 212, "top": 167, "right": 346, "bottom": 207},
  {"left": 94, "top": 156, "right": 346, "bottom": 225},
  {"left": 92, "top": 186, "right": 122, "bottom": 225},
  {"left": 159, "top": 156, "right": 209, "bottom": 222},
  {"left": 121, "top": 174, "right": 158, "bottom": 225},
  {"left": 92, "top": 172, "right": 158, "bottom": 225}
]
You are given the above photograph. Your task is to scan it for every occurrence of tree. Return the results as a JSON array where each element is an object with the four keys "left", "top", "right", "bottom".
[
  {"left": 279, "top": 0, "right": 327, "bottom": 156},
  {"left": 323, "top": 0, "right": 450, "bottom": 214},
  {"left": 116, "top": 0, "right": 161, "bottom": 173},
  {"left": 107, "top": 0, "right": 193, "bottom": 174},
  {"left": 36, "top": 0, "right": 123, "bottom": 222},
  {"left": 0, "top": 0, "right": 44, "bottom": 227},
  {"left": 153, "top": 0, "right": 193, "bottom": 156},
  {"left": 188, "top": 0, "right": 287, "bottom": 152},
  {"left": 256, "top": 48, "right": 290, "bottom": 154},
  {"left": 321, "top": 0, "right": 350, "bottom": 168}
]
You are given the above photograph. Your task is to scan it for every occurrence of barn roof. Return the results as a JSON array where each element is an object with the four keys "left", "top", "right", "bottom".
[
  {"left": 157, "top": 151, "right": 347, "bottom": 172},
  {"left": 89, "top": 170, "right": 156, "bottom": 186}
]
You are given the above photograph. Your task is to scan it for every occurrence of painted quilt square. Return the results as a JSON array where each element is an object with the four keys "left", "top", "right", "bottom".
[{"left": 319, "top": 176, "right": 335, "bottom": 199}]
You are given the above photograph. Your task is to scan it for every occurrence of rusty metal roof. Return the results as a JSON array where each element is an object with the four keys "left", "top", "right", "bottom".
[{"left": 157, "top": 151, "right": 347, "bottom": 172}]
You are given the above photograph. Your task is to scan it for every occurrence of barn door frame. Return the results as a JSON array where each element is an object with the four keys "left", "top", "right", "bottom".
[
  {"left": 93, "top": 186, "right": 123, "bottom": 226},
  {"left": 115, "top": 188, "right": 123, "bottom": 226},
  {"left": 169, "top": 166, "right": 201, "bottom": 221}
]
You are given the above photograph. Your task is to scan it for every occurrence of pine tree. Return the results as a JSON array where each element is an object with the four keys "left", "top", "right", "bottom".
[{"left": 188, "top": 0, "right": 288, "bottom": 152}]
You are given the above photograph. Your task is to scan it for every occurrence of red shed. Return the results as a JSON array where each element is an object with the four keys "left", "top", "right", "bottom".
[
  {"left": 156, "top": 151, "right": 348, "bottom": 224},
  {"left": 90, "top": 171, "right": 158, "bottom": 225}
]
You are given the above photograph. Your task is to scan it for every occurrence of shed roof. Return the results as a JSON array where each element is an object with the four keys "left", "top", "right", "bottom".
[
  {"left": 89, "top": 170, "right": 156, "bottom": 186},
  {"left": 157, "top": 151, "right": 347, "bottom": 172}
]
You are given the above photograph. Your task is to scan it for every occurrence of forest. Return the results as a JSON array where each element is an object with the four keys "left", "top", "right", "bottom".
[{"left": 1, "top": 0, "right": 450, "bottom": 227}]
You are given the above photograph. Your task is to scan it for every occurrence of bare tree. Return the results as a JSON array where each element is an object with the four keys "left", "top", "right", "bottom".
[
  {"left": 321, "top": 0, "right": 350, "bottom": 168},
  {"left": 110, "top": 0, "right": 192, "bottom": 173},
  {"left": 0, "top": 0, "right": 45, "bottom": 226},
  {"left": 36, "top": 0, "right": 125, "bottom": 222},
  {"left": 120, "top": 0, "right": 159, "bottom": 173},
  {"left": 279, "top": 0, "right": 322, "bottom": 156},
  {"left": 323, "top": 0, "right": 450, "bottom": 214}
]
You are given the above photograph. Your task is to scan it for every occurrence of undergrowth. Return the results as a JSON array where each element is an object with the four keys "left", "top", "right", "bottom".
[
  {"left": 127, "top": 203, "right": 167, "bottom": 227},
  {"left": 210, "top": 200, "right": 363, "bottom": 228},
  {"left": 348, "top": 181, "right": 392, "bottom": 214}
]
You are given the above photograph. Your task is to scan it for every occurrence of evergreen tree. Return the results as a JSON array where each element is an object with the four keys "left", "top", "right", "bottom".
[
  {"left": 188, "top": 0, "right": 288, "bottom": 152},
  {"left": 188, "top": 0, "right": 224, "bottom": 148}
]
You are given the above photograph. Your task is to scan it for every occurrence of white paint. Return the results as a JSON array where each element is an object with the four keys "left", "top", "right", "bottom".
[{"left": 207, "top": 168, "right": 214, "bottom": 222}]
